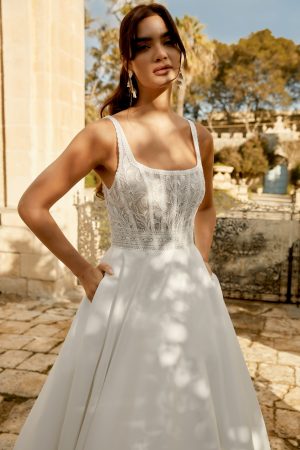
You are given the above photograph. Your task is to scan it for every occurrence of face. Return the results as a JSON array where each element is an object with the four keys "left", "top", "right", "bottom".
[{"left": 126, "top": 14, "right": 181, "bottom": 91}]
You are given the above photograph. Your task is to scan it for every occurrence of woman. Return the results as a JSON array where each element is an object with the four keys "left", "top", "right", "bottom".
[{"left": 14, "top": 3, "right": 271, "bottom": 450}]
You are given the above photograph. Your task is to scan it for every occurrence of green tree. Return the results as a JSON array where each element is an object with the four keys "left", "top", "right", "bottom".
[
  {"left": 203, "top": 30, "right": 300, "bottom": 130},
  {"left": 215, "top": 137, "right": 269, "bottom": 186},
  {"left": 238, "top": 137, "right": 269, "bottom": 183},
  {"left": 214, "top": 146, "right": 242, "bottom": 176},
  {"left": 173, "top": 15, "right": 215, "bottom": 116}
]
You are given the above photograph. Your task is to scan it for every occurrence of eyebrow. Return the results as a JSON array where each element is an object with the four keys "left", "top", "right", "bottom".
[{"left": 134, "top": 31, "right": 172, "bottom": 43}]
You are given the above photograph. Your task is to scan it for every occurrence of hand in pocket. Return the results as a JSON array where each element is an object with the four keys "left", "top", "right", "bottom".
[{"left": 78, "top": 261, "right": 114, "bottom": 303}]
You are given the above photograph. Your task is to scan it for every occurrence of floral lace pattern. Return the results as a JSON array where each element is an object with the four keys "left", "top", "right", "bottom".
[{"left": 102, "top": 115, "right": 205, "bottom": 251}]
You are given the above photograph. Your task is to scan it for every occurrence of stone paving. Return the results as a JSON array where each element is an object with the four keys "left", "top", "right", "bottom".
[{"left": 0, "top": 293, "right": 299, "bottom": 450}]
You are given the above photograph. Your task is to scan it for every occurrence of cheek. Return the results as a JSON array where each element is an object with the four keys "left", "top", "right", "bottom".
[
  {"left": 132, "top": 57, "right": 152, "bottom": 79},
  {"left": 170, "top": 48, "right": 181, "bottom": 62}
]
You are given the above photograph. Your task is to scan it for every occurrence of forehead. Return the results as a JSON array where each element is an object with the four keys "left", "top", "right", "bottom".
[{"left": 136, "top": 15, "right": 170, "bottom": 38}]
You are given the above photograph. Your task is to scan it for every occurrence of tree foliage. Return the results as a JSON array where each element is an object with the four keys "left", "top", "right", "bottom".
[
  {"left": 214, "top": 146, "right": 242, "bottom": 175},
  {"left": 215, "top": 137, "right": 269, "bottom": 183},
  {"left": 202, "top": 30, "right": 300, "bottom": 127},
  {"left": 238, "top": 137, "right": 269, "bottom": 181}
]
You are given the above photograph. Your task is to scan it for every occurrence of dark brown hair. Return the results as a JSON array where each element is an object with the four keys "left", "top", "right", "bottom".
[{"left": 95, "top": 2, "right": 188, "bottom": 198}]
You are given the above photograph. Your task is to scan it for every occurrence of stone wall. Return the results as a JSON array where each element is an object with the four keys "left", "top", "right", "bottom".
[
  {"left": 211, "top": 191, "right": 300, "bottom": 303},
  {"left": 212, "top": 115, "right": 300, "bottom": 152},
  {"left": 0, "top": 0, "right": 85, "bottom": 299}
]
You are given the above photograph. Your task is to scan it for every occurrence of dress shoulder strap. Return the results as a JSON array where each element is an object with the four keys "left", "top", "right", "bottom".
[
  {"left": 104, "top": 114, "right": 125, "bottom": 167},
  {"left": 186, "top": 119, "right": 202, "bottom": 165}
]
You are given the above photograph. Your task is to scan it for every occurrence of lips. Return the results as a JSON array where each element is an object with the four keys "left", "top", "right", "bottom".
[{"left": 153, "top": 65, "right": 172, "bottom": 73}]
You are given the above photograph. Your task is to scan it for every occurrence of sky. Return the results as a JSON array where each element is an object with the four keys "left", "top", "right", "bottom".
[{"left": 85, "top": 0, "right": 299, "bottom": 56}]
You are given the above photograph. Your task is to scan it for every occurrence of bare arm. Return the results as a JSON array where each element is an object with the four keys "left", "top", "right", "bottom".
[
  {"left": 17, "top": 119, "right": 114, "bottom": 300},
  {"left": 194, "top": 126, "right": 216, "bottom": 267}
]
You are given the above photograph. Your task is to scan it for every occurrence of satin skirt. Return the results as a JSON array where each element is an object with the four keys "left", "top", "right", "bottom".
[{"left": 14, "top": 243, "right": 271, "bottom": 450}]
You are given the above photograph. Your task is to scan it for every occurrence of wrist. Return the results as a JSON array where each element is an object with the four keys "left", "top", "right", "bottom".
[{"left": 73, "top": 260, "right": 92, "bottom": 279}]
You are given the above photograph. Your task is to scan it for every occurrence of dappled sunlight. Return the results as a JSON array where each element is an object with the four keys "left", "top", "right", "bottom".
[{"left": 50, "top": 244, "right": 269, "bottom": 449}]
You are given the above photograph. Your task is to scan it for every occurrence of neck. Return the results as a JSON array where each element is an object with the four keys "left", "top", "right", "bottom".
[{"left": 130, "top": 84, "right": 174, "bottom": 117}]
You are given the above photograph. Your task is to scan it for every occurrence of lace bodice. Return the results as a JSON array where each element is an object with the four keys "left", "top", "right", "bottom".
[{"left": 101, "top": 115, "right": 205, "bottom": 251}]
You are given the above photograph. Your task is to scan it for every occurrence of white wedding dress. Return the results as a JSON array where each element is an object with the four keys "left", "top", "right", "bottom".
[{"left": 14, "top": 115, "right": 271, "bottom": 450}]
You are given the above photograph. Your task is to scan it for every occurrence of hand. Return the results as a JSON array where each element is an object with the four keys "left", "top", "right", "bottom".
[{"left": 77, "top": 262, "right": 114, "bottom": 303}]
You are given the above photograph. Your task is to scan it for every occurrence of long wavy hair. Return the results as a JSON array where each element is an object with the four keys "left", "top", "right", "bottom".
[{"left": 95, "top": 2, "right": 188, "bottom": 199}]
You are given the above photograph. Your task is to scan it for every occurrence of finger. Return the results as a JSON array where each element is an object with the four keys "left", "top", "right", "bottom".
[{"left": 97, "top": 262, "right": 114, "bottom": 275}]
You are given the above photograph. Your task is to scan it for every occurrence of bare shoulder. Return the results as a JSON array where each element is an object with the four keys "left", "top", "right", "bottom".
[
  {"left": 194, "top": 121, "right": 214, "bottom": 163},
  {"left": 84, "top": 116, "right": 116, "bottom": 166}
]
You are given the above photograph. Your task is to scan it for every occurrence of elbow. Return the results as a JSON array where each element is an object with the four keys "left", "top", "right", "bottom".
[
  {"left": 17, "top": 198, "right": 30, "bottom": 223},
  {"left": 17, "top": 196, "right": 42, "bottom": 225}
]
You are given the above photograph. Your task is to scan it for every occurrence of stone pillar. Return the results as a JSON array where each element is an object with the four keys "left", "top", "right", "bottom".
[{"left": 0, "top": 0, "right": 85, "bottom": 298}]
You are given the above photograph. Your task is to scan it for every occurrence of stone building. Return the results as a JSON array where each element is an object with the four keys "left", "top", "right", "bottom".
[{"left": 0, "top": 0, "right": 85, "bottom": 298}]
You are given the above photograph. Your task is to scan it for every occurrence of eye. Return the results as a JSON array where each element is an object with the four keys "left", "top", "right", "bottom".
[
  {"left": 135, "top": 45, "right": 150, "bottom": 51},
  {"left": 164, "top": 40, "right": 175, "bottom": 46}
]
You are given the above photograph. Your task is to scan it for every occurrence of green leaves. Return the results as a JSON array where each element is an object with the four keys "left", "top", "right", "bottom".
[
  {"left": 204, "top": 30, "right": 300, "bottom": 123},
  {"left": 215, "top": 137, "right": 269, "bottom": 184}
]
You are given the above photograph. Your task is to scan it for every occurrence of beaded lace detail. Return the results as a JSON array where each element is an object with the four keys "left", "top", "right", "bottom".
[{"left": 102, "top": 114, "right": 205, "bottom": 251}]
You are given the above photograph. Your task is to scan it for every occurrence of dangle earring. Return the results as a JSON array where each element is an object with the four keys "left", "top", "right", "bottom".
[
  {"left": 176, "top": 64, "right": 184, "bottom": 88},
  {"left": 127, "top": 70, "right": 137, "bottom": 105}
]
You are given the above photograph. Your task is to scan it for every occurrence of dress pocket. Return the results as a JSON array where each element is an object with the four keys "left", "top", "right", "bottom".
[
  {"left": 85, "top": 273, "right": 107, "bottom": 305},
  {"left": 193, "top": 245, "right": 215, "bottom": 281}
]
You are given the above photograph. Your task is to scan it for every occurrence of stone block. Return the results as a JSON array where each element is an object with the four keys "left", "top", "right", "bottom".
[
  {"left": 244, "top": 342, "right": 278, "bottom": 364},
  {"left": 269, "top": 436, "right": 288, "bottom": 450},
  {"left": 260, "top": 404, "right": 274, "bottom": 434},
  {"left": 17, "top": 353, "right": 57, "bottom": 373},
  {"left": 258, "top": 363, "right": 295, "bottom": 385},
  {"left": 20, "top": 253, "right": 57, "bottom": 280},
  {"left": 0, "top": 253, "right": 20, "bottom": 277},
  {"left": 0, "top": 369, "right": 46, "bottom": 397},
  {"left": 0, "top": 433, "right": 17, "bottom": 450},
  {"left": 22, "top": 336, "right": 62, "bottom": 353},
  {"left": 31, "top": 312, "right": 71, "bottom": 325},
  {"left": 237, "top": 335, "right": 252, "bottom": 349},
  {"left": 49, "top": 342, "right": 63, "bottom": 354},
  {"left": 0, "top": 227, "right": 34, "bottom": 253},
  {"left": 0, "top": 320, "right": 33, "bottom": 334},
  {"left": 0, "top": 334, "right": 34, "bottom": 350},
  {"left": 0, "top": 307, "right": 15, "bottom": 320},
  {"left": 25, "top": 323, "right": 61, "bottom": 337},
  {"left": 53, "top": 328, "right": 69, "bottom": 339},
  {"left": 27, "top": 279, "right": 56, "bottom": 298},
  {"left": 8, "top": 309, "right": 40, "bottom": 321},
  {"left": 0, "top": 210, "right": 24, "bottom": 227},
  {"left": 273, "top": 336, "right": 300, "bottom": 353},
  {"left": 276, "top": 387, "right": 300, "bottom": 412},
  {"left": 0, "top": 399, "right": 35, "bottom": 434},
  {"left": 277, "top": 351, "right": 300, "bottom": 367},
  {"left": 275, "top": 408, "right": 300, "bottom": 439},
  {"left": 0, "top": 277, "right": 27, "bottom": 295},
  {"left": 254, "top": 381, "right": 289, "bottom": 407},
  {"left": 244, "top": 361, "right": 257, "bottom": 378},
  {"left": 262, "top": 317, "right": 299, "bottom": 338},
  {"left": 0, "top": 350, "right": 32, "bottom": 369},
  {"left": 231, "top": 313, "right": 265, "bottom": 332}
]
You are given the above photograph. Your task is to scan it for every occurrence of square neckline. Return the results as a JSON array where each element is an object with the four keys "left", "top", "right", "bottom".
[{"left": 106, "top": 114, "right": 201, "bottom": 174}]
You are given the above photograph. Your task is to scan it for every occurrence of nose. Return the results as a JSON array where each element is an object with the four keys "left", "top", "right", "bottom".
[{"left": 153, "top": 42, "right": 168, "bottom": 61}]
